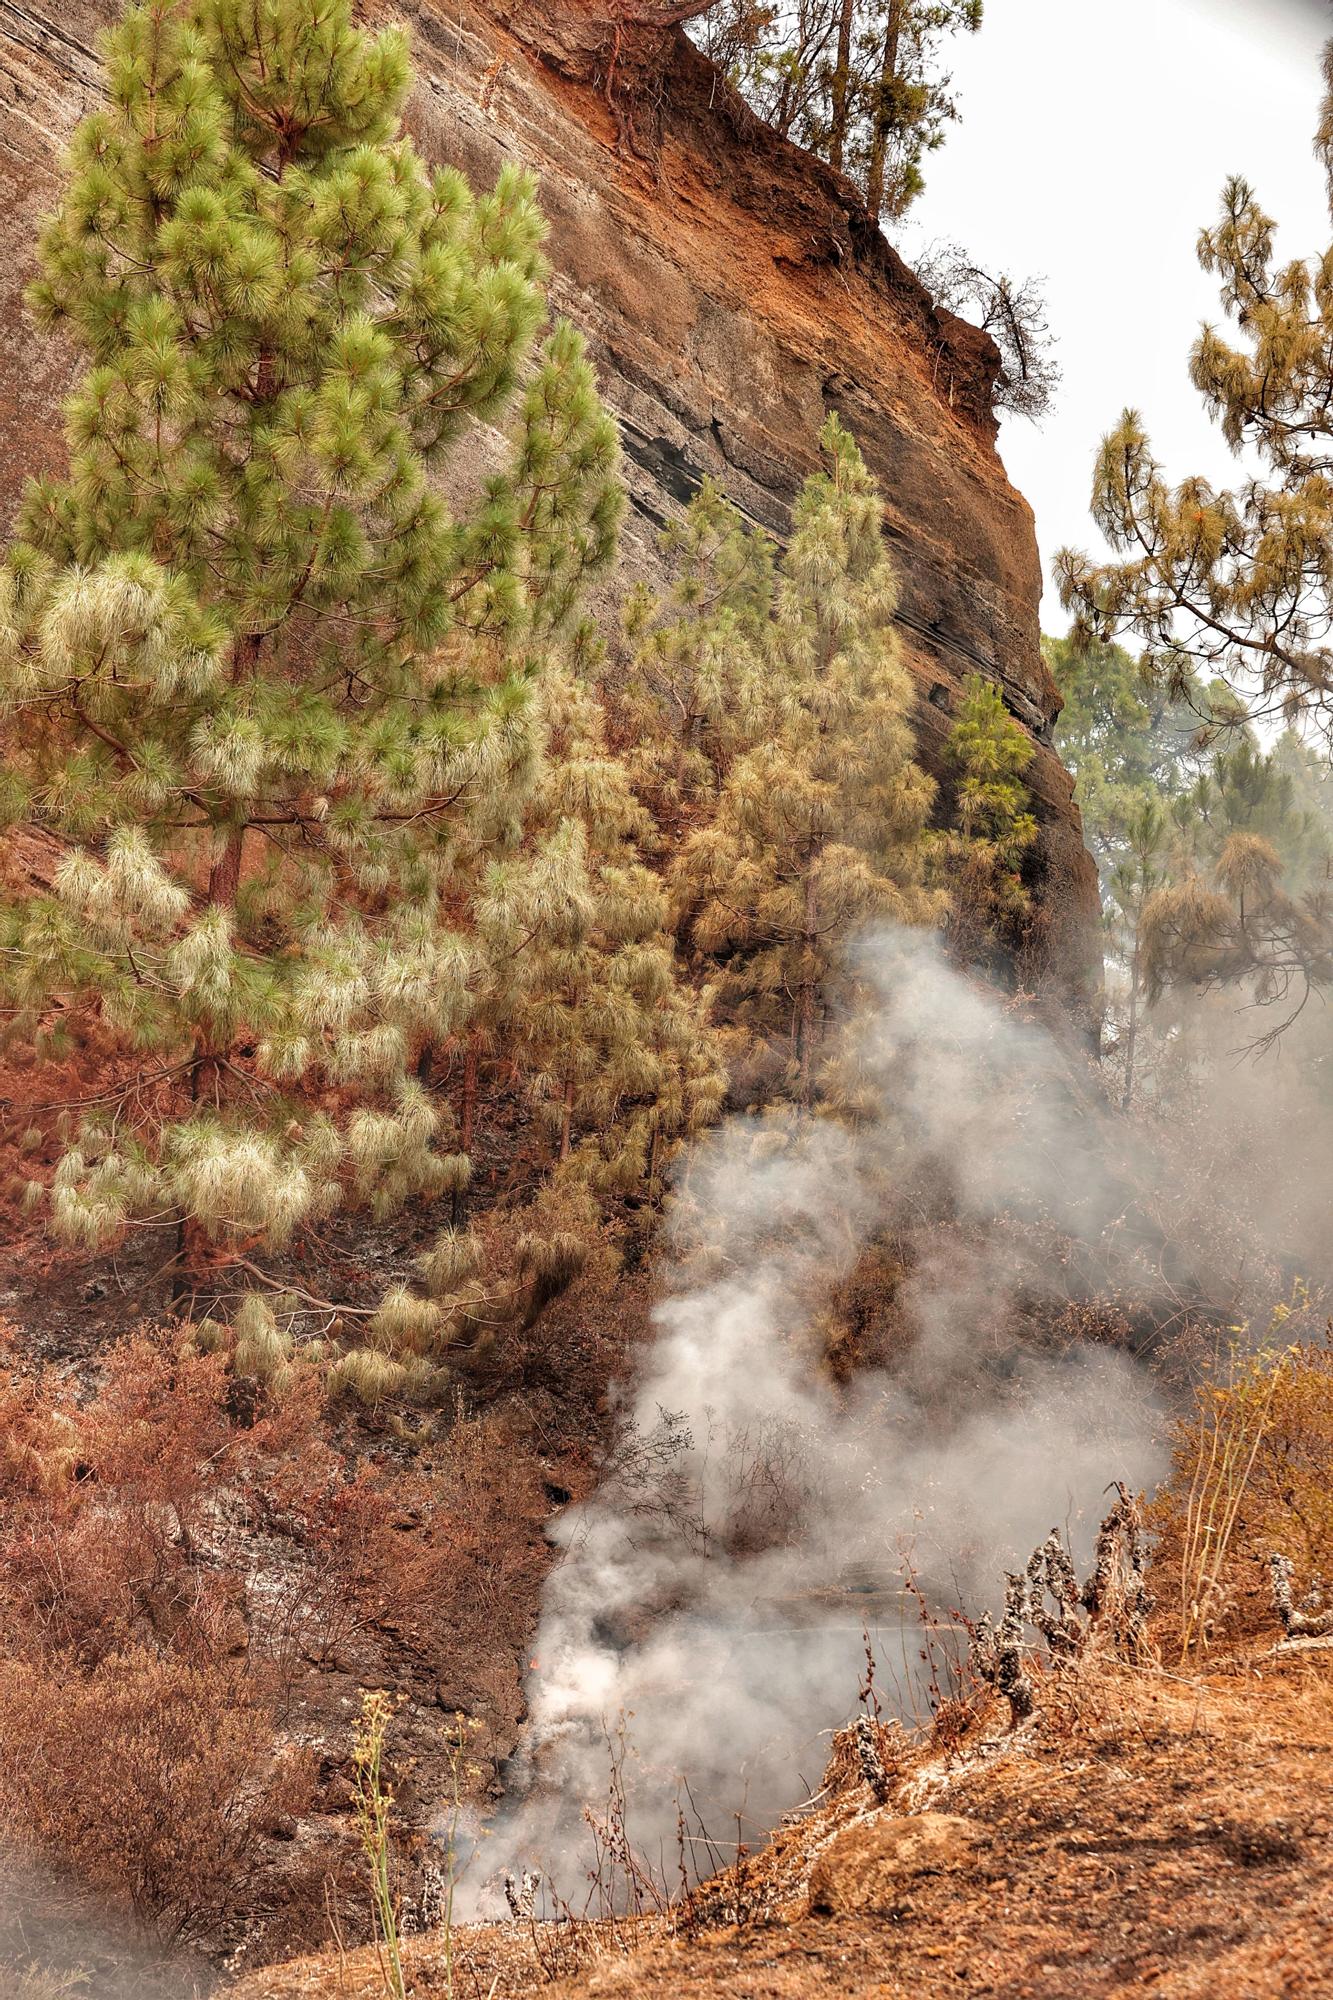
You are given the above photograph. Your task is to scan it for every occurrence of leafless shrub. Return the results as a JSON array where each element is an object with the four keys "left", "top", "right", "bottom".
[
  {"left": 972, "top": 1486, "right": 1153, "bottom": 1725},
  {"left": 916, "top": 239, "right": 1061, "bottom": 420}
]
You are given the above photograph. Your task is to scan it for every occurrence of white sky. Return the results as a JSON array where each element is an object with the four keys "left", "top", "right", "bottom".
[{"left": 896, "top": 0, "right": 1333, "bottom": 629}]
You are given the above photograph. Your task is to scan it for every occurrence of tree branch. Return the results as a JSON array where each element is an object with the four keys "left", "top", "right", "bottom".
[{"left": 614, "top": 1, "right": 717, "bottom": 25}]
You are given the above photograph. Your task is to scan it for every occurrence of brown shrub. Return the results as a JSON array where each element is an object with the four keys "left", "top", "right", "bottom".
[
  {"left": 1151, "top": 1330, "right": 1333, "bottom": 1656},
  {"left": 261, "top": 1405, "right": 548, "bottom": 1669},
  {"left": 413, "top": 1409, "right": 548, "bottom": 1654},
  {"left": 0, "top": 1646, "right": 311, "bottom": 1942},
  {"left": 0, "top": 1322, "right": 561, "bottom": 1949},
  {"left": 0, "top": 1334, "right": 328, "bottom": 1938},
  {"left": 0, "top": 1335, "right": 320, "bottom": 1667}
]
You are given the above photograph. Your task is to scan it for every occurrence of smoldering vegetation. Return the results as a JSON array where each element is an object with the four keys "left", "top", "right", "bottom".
[{"left": 463, "top": 929, "right": 1190, "bottom": 1913}]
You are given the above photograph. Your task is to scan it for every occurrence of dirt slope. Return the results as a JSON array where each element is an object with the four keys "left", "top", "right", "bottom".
[{"left": 231, "top": 1648, "right": 1333, "bottom": 2000}]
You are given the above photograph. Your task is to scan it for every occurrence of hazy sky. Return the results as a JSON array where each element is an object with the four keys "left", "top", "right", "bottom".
[{"left": 897, "top": 0, "right": 1333, "bottom": 626}]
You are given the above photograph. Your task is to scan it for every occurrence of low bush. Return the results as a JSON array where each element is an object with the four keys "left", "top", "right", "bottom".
[
  {"left": 0, "top": 1647, "right": 310, "bottom": 1942},
  {"left": 0, "top": 1323, "right": 551, "bottom": 1945}
]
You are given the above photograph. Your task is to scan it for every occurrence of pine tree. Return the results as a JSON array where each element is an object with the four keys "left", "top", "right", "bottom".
[
  {"left": 694, "top": 1, "right": 983, "bottom": 221},
  {"left": 1138, "top": 833, "right": 1333, "bottom": 1055},
  {"left": 1045, "top": 630, "right": 1210, "bottom": 871},
  {"left": 0, "top": 0, "right": 621, "bottom": 1295},
  {"left": 467, "top": 648, "right": 725, "bottom": 1196},
  {"left": 608, "top": 476, "right": 773, "bottom": 835},
  {"left": 1048, "top": 624, "right": 1333, "bottom": 1077},
  {"left": 1137, "top": 735, "right": 1333, "bottom": 1051},
  {"left": 1106, "top": 798, "right": 1169, "bottom": 1111},
  {"left": 347, "top": 637, "right": 729, "bottom": 1399},
  {"left": 1172, "top": 735, "right": 1328, "bottom": 890},
  {"left": 1057, "top": 42, "right": 1333, "bottom": 731},
  {"left": 935, "top": 673, "right": 1037, "bottom": 965},
  {"left": 674, "top": 414, "right": 941, "bottom": 1104},
  {"left": 1053, "top": 44, "right": 1333, "bottom": 1043},
  {"left": 913, "top": 243, "right": 1059, "bottom": 421}
]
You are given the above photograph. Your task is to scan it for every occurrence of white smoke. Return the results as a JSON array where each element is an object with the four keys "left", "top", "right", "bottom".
[{"left": 462, "top": 930, "right": 1167, "bottom": 1912}]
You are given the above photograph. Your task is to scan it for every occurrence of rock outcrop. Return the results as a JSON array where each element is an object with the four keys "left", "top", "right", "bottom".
[
  {"left": 0, "top": 0, "right": 1101, "bottom": 1009},
  {"left": 807, "top": 1811, "right": 983, "bottom": 1914}
]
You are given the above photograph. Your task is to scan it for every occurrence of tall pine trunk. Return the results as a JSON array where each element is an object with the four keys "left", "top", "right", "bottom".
[
  {"left": 1121, "top": 924, "right": 1142, "bottom": 1113},
  {"left": 559, "top": 1073, "right": 576, "bottom": 1162},
  {"left": 450, "top": 1036, "right": 481, "bottom": 1227},
  {"left": 828, "top": 0, "right": 856, "bottom": 172},
  {"left": 865, "top": 0, "right": 903, "bottom": 219}
]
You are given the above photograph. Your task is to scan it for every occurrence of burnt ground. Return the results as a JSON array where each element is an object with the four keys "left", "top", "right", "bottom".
[{"left": 231, "top": 1647, "right": 1333, "bottom": 2000}]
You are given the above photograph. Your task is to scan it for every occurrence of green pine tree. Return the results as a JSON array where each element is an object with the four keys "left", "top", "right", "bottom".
[
  {"left": 1138, "top": 734, "right": 1333, "bottom": 1052},
  {"left": 1057, "top": 44, "right": 1333, "bottom": 734},
  {"left": 0, "top": 0, "right": 621, "bottom": 1297},
  {"left": 1106, "top": 797, "right": 1169, "bottom": 1110},
  {"left": 1045, "top": 631, "right": 1211, "bottom": 872}
]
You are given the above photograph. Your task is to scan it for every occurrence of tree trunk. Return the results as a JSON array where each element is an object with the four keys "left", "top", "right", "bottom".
[
  {"left": 461, "top": 1037, "right": 479, "bottom": 1155},
  {"left": 1121, "top": 926, "right": 1141, "bottom": 1114},
  {"left": 828, "top": 0, "right": 857, "bottom": 174},
  {"left": 795, "top": 865, "right": 819, "bottom": 1107},
  {"left": 559, "top": 1073, "right": 576, "bottom": 1162},
  {"left": 206, "top": 822, "right": 245, "bottom": 910},
  {"left": 865, "top": 0, "right": 903, "bottom": 219}
]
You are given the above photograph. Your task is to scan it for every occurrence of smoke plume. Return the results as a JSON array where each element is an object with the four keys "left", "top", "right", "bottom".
[{"left": 463, "top": 930, "right": 1167, "bottom": 1912}]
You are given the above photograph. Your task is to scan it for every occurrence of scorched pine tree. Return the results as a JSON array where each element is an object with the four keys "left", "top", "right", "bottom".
[
  {"left": 673, "top": 415, "right": 941, "bottom": 1104},
  {"left": 935, "top": 673, "right": 1037, "bottom": 967},
  {"left": 0, "top": 0, "right": 620, "bottom": 1294}
]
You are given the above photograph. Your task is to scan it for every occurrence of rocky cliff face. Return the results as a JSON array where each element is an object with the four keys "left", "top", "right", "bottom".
[{"left": 0, "top": 0, "right": 1101, "bottom": 1008}]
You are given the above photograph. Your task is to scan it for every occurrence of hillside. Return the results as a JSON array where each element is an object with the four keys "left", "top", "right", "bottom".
[
  {"left": 231, "top": 1647, "right": 1333, "bottom": 2000},
  {"left": 0, "top": 6, "right": 1329, "bottom": 2000},
  {"left": 0, "top": 0, "right": 1100, "bottom": 1010}
]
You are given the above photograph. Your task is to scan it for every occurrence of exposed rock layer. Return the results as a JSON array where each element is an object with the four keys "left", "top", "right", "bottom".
[{"left": 0, "top": 0, "right": 1101, "bottom": 1007}]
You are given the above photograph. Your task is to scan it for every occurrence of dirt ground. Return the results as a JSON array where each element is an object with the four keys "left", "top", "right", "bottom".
[{"left": 229, "top": 1644, "right": 1333, "bottom": 2000}]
